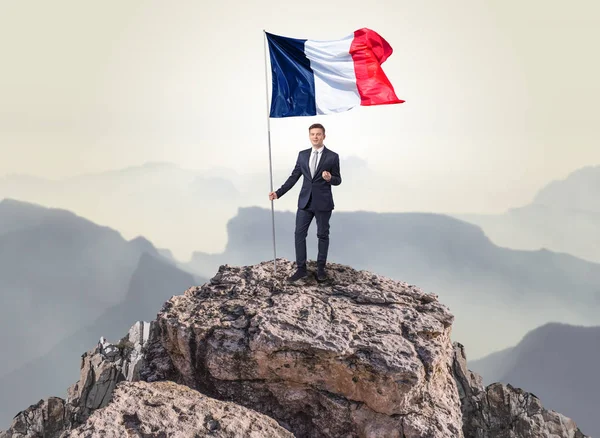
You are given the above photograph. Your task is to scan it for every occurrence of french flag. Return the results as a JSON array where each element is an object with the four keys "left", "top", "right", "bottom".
[{"left": 266, "top": 28, "right": 404, "bottom": 118}]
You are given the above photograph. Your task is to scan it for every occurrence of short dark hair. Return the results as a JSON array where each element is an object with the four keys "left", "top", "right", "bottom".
[{"left": 308, "top": 123, "right": 325, "bottom": 134}]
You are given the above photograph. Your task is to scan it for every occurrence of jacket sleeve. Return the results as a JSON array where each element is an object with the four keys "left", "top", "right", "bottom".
[
  {"left": 275, "top": 153, "right": 302, "bottom": 198},
  {"left": 328, "top": 154, "right": 342, "bottom": 186}
]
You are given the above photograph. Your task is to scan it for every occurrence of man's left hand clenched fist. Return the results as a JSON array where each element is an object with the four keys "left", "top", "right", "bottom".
[{"left": 322, "top": 171, "right": 332, "bottom": 182}]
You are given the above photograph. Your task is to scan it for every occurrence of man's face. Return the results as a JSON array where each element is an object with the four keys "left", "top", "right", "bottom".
[{"left": 309, "top": 128, "right": 325, "bottom": 148}]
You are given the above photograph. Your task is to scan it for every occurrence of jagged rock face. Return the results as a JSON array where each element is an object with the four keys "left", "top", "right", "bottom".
[
  {"left": 66, "top": 321, "right": 151, "bottom": 424},
  {"left": 68, "top": 380, "right": 294, "bottom": 437},
  {"left": 0, "top": 322, "right": 150, "bottom": 438},
  {"left": 0, "top": 398, "right": 66, "bottom": 438},
  {"left": 145, "top": 259, "right": 463, "bottom": 438},
  {"left": 453, "top": 343, "right": 587, "bottom": 438}
]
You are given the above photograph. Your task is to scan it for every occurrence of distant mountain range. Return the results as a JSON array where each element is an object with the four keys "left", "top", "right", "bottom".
[
  {"left": 469, "top": 322, "right": 600, "bottom": 438},
  {"left": 183, "top": 206, "right": 600, "bottom": 363},
  {"left": 0, "top": 199, "right": 204, "bottom": 428},
  {"left": 0, "top": 158, "right": 402, "bottom": 260},
  {"left": 3, "top": 161, "right": 599, "bottom": 264},
  {"left": 0, "top": 163, "right": 241, "bottom": 260},
  {"left": 455, "top": 164, "right": 600, "bottom": 263}
]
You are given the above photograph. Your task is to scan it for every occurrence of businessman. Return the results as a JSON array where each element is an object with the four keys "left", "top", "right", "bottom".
[{"left": 268, "top": 123, "right": 342, "bottom": 282}]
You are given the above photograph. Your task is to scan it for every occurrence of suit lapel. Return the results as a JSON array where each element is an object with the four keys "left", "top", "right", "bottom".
[{"left": 303, "top": 149, "right": 311, "bottom": 176}]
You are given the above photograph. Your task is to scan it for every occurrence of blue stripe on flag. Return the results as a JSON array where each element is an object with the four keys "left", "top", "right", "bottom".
[{"left": 266, "top": 32, "right": 316, "bottom": 118}]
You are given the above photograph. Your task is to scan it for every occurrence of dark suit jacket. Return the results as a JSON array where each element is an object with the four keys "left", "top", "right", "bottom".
[{"left": 276, "top": 146, "right": 342, "bottom": 211}]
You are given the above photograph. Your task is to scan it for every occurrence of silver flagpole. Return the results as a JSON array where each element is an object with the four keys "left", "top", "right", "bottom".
[{"left": 263, "top": 29, "right": 277, "bottom": 275}]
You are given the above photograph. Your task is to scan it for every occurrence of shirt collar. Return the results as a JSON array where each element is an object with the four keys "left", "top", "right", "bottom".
[{"left": 312, "top": 145, "right": 325, "bottom": 154}]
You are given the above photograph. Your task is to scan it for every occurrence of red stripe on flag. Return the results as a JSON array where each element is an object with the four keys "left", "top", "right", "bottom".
[{"left": 350, "top": 28, "right": 405, "bottom": 106}]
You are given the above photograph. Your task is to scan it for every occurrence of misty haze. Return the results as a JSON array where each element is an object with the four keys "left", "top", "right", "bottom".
[{"left": 1, "top": 1, "right": 599, "bottom": 436}]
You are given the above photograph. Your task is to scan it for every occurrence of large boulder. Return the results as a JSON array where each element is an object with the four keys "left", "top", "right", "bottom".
[
  {"left": 143, "top": 259, "right": 463, "bottom": 437},
  {"left": 68, "top": 380, "right": 294, "bottom": 437}
]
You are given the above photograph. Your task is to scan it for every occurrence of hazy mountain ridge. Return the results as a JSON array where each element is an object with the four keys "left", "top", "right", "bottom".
[
  {"left": 455, "top": 164, "right": 600, "bottom": 263},
  {"left": 4, "top": 161, "right": 599, "bottom": 263},
  {"left": 533, "top": 165, "right": 600, "bottom": 212},
  {"left": 0, "top": 199, "right": 143, "bottom": 376},
  {"left": 0, "top": 163, "right": 242, "bottom": 261},
  {"left": 0, "top": 158, "right": 399, "bottom": 259},
  {"left": 0, "top": 199, "right": 205, "bottom": 427}
]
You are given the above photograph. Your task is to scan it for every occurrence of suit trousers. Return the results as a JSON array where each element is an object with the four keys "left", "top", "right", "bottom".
[{"left": 294, "top": 195, "right": 332, "bottom": 271}]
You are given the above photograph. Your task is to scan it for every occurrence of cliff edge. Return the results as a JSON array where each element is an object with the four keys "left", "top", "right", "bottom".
[{"left": 0, "top": 259, "right": 588, "bottom": 437}]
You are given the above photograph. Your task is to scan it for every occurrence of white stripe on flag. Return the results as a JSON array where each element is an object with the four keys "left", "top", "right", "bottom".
[{"left": 304, "top": 35, "right": 361, "bottom": 115}]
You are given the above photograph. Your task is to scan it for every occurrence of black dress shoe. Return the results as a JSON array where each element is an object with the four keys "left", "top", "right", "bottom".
[
  {"left": 288, "top": 269, "right": 308, "bottom": 282},
  {"left": 316, "top": 269, "right": 327, "bottom": 282}
]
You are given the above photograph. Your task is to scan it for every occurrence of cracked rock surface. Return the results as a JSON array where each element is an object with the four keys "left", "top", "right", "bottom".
[
  {"left": 68, "top": 380, "right": 294, "bottom": 438},
  {"left": 144, "top": 259, "right": 463, "bottom": 438},
  {"left": 453, "top": 343, "right": 587, "bottom": 438}
]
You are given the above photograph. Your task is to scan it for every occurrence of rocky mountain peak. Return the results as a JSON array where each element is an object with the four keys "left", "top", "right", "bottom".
[
  {"left": 0, "top": 259, "right": 588, "bottom": 437},
  {"left": 143, "top": 259, "right": 461, "bottom": 437}
]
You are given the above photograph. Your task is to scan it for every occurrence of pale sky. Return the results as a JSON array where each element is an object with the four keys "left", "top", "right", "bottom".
[{"left": 1, "top": 0, "right": 599, "bottom": 214}]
